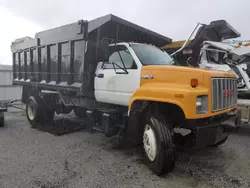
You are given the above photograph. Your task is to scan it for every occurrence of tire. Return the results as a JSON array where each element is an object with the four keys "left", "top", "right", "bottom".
[
  {"left": 0, "top": 112, "right": 4, "bottom": 127},
  {"left": 26, "top": 96, "right": 54, "bottom": 127},
  {"left": 73, "top": 107, "right": 86, "bottom": 118},
  {"left": 143, "top": 113, "right": 176, "bottom": 175},
  {"left": 212, "top": 136, "right": 228, "bottom": 147},
  {"left": 44, "top": 108, "right": 55, "bottom": 123}
]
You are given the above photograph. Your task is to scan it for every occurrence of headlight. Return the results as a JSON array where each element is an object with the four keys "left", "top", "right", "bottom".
[{"left": 196, "top": 95, "right": 208, "bottom": 114}]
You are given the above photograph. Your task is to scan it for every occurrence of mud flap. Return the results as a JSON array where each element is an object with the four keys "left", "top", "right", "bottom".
[{"left": 195, "top": 125, "right": 227, "bottom": 149}]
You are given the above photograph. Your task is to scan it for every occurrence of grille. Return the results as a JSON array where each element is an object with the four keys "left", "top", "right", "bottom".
[{"left": 211, "top": 78, "right": 237, "bottom": 112}]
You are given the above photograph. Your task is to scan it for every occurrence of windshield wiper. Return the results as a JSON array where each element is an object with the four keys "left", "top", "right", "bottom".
[{"left": 114, "top": 45, "right": 128, "bottom": 74}]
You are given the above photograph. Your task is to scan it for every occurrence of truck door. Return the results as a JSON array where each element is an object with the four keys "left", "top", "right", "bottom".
[{"left": 94, "top": 44, "right": 141, "bottom": 106}]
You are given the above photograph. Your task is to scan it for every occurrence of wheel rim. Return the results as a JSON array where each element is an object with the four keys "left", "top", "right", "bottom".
[
  {"left": 143, "top": 124, "right": 157, "bottom": 161},
  {"left": 27, "top": 103, "right": 35, "bottom": 121}
]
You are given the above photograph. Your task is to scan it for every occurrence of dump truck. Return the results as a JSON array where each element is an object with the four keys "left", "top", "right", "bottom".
[{"left": 11, "top": 14, "right": 238, "bottom": 175}]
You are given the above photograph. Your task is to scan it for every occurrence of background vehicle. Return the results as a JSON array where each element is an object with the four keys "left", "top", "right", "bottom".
[
  {"left": 11, "top": 14, "right": 238, "bottom": 175},
  {"left": 162, "top": 20, "right": 246, "bottom": 125},
  {"left": 0, "top": 64, "right": 22, "bottom": 127}
]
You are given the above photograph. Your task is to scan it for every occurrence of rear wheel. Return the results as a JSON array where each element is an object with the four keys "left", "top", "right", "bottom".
[
  {"left": 26, "top": 96, "right": 54, "bottom": 127},
  {"left": 143, "top": 112, "right": 176, "bottom": 175}
]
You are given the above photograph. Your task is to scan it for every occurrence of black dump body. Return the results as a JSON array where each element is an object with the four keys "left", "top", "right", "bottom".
[{"left": 11, "top": 14, "right": 171, "bottom": 98}]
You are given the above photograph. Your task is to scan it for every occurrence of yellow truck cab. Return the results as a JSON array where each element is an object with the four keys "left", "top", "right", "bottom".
[{"left": 11, "top": 14, "right": 238, "bottom": 175}]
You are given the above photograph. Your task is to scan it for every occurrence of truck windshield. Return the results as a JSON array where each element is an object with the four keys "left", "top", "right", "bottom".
[{"left": 131, "top": 44, "right": 174, "bottom": 66}]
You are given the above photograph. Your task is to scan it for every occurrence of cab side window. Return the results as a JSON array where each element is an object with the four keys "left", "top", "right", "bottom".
[{"left": 105, "top": 45, "right": 137, "bottom": 69}]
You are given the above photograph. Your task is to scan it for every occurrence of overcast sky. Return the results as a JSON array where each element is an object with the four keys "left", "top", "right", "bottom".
[{"left": 0, "top": 0, "right": 249, "bottom": 64}]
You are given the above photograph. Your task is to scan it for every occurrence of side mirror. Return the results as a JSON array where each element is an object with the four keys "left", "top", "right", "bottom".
[
  {"left": 96, "top": 62, "right": 105, "bottom": 69},
  {"left": 98, "top": 40, "right": 109, "bottom": 62}
]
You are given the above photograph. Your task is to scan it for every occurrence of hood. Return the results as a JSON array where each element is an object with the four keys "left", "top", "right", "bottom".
[
  {"left": 141, "top": 65, "right": 235, "bottom": 87},
  {"left": 203, "top": 41, "right": 250, "bottom": 57},
  {"left": 202, "top": 41, "right": 235, "bottom": 52},
  {"left": 231, "top": 46, "right": 250, "bottom": 57},
  {"left": 199, "top": 62, "right": 232, "bottom": 72}
]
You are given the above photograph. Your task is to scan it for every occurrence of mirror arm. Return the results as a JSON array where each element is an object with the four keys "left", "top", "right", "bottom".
[
  {"left": 112, "top": 62, "right": 117, "bottom": 73},
  {"left": 100, "top": 62, "right": 106, "bottom": 69},
  {"left": 111, "top": 62, "right": 129, "bottom": 74},
  {"left": 116, "top": 45, "right": 128, "bottom": 74}
]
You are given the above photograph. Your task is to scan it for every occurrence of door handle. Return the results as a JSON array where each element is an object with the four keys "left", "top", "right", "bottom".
[{"left": 96, "top": 73, "right": 104, "bottom": 78}]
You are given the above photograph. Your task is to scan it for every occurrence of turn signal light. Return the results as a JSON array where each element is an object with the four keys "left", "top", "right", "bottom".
[{"left": 191, "top": 79, "right": 198, "bottom": 88}]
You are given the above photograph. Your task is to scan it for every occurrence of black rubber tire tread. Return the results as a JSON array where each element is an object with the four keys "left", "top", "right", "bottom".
[
  {"left": 26, "top": 96, "right": 54, "bottom": 127},
  {"left": 212, "top": 136, "right": 228, "bottom": 147},
  {"left": 73, "top": 107, "right": 86, "bottom": 118},
  {"left": 26, "top": 96, "right": 44, "bottom": 127},
  {"left": 0, "top": 113, "right": 4, "bottom": 127},
  {"left": 43, "top": 108, "right": 55, "bottom": 123},
  {"left": 144, "top": 112, "right": 176, "bottom": 175}
]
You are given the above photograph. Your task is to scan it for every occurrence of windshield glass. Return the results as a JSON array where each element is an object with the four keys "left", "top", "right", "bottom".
[{"left": 131, "top": 44, "right": 174, "bottom": 65}]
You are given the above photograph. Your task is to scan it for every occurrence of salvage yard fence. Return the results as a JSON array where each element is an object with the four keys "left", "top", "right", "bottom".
[{"left": 0, "top": 64, "right": 22, "bottom": 103}]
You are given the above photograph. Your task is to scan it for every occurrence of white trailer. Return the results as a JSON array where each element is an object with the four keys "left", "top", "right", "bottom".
[{"left": 0, "top": 64, "right": 22, "bottom": 126}]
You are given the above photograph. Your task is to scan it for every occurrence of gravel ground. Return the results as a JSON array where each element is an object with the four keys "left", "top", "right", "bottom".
[{"left": 0, "top": 109, "right": 250, "bottom": 188}]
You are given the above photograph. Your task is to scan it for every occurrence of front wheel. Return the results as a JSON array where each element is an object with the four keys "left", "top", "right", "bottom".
[{"left": 143, "top": 113, "right": 176, "bottom": 175}]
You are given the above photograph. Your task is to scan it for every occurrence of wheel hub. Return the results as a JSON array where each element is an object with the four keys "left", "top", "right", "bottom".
[
  {"left": 27, "top": 103, "right": 35, "bottom": 121},
  {"left": 143, "top": 124, "right": 157, "bottom": 161}
]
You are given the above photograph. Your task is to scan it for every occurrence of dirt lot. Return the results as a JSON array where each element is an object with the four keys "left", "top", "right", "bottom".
[{"left": 0, "top": 109, "right": 250, "bottom": 188}]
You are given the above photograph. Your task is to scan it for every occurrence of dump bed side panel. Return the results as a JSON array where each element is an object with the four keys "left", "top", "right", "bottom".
[
  {"left": 11, "top": 21, "right": 88, "bottom": 92},
  {"left": 11, "top": 14, "right": 172, "bottom": 97}
]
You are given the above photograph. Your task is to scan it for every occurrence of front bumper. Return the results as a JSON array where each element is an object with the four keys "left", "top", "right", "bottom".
[
  {"left": 195, "top": 124, "right": 228, "bottom": 149},
  {"left": 182, "top": 109, "right": 238, "bottom": 149}
]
